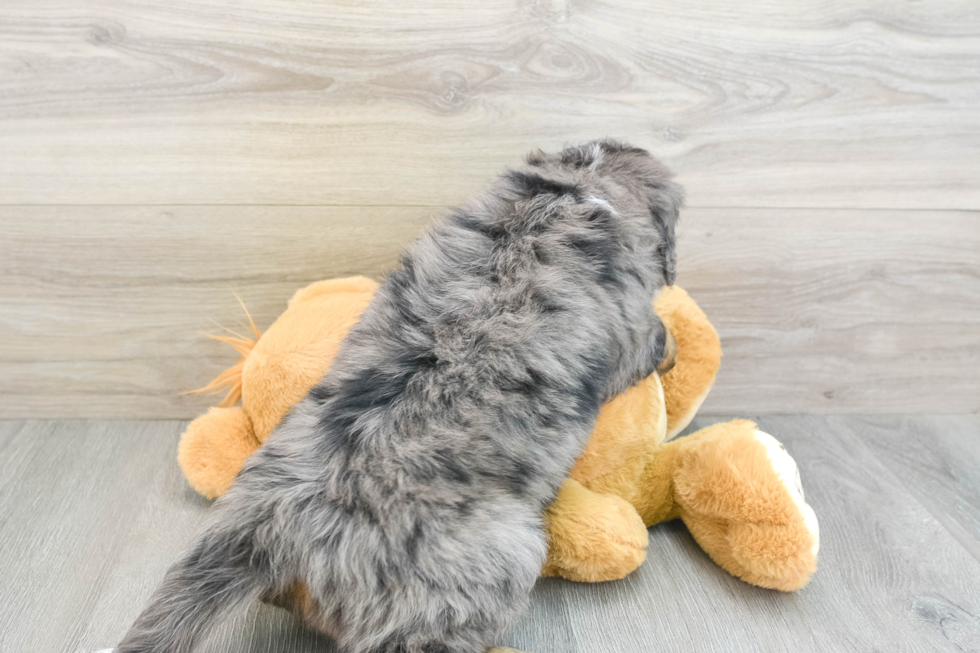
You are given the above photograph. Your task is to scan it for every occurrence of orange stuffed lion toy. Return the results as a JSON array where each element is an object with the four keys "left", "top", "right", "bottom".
[{"left": 180, "top": 277, "right": 818, "bottom": 592}]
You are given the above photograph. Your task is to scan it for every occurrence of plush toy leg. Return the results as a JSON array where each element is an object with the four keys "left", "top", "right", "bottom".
[
  {"left": 662, "top": 420, "right": 819, "bottom": 591},
  {"left": 177, "top": 407, "right": 262, "bottom": 499},
  {"left": 541, "top": 478, "right": 649, "bottom": 582},
  {"left": 654, "top": 286, "right": 723, "bottom": 440}
]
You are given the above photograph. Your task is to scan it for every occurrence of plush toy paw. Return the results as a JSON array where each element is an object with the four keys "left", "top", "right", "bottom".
[
  {"left": 541, "top": 479, "right": 649, "bottom": 582},
  {"left": 749, "top": 430, "right": 820, "bottom": 555},
  {"left": 178, "top": 407, "right": 261, "bottom": 499},
  {"left": 672, "top": 420, "right": 819, "bottom": 591}
]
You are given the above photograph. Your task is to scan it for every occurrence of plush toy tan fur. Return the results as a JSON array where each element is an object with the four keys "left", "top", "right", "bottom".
[{"left": 180, "top": 277, "right": 818, "bottom": 592}]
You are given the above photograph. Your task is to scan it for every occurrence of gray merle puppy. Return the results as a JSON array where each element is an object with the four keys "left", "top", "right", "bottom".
[{"left": 115, "top": 140, "right": 683, "bottom": 653}]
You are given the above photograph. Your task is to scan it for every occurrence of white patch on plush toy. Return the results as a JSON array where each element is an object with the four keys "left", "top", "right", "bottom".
[
  {"left": 753, "top": 430, "right": 820, "bottom": 556},
  {"left": 650, "top": 374, "right": 668, "bottom": 445},
  {"left": 656, "top": 375, "right": 666, "bottom": 427},
  {"left": 665, "top": 385, "right": 712, "bottom": 441}
]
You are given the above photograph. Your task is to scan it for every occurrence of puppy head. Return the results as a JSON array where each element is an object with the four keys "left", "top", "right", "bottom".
[
  {"left": 528, "top": 140, "right": 683, "bottom": 286},
  {"left": 595, "top": 140, "right": 682, "bottom": 286}
]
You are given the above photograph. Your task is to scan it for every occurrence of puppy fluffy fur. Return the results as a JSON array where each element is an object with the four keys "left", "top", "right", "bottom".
[{"left": 116, "top": 140, "right": 683, "bottom": 653}]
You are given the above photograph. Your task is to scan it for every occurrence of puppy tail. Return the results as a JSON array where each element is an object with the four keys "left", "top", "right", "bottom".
[{"left": 115, "top": 527, "right": 267, "bottom": 653}]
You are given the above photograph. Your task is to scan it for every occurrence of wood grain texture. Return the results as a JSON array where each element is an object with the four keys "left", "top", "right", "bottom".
[
  {"left": 0, "top": 205, "right": 434, "bottom": 418},
  {"left": 1, "top": 206, "right": 977, "bottom": 418},
  {"left": 843, "top": 414, "right": 980, "bottom": 564},
  {"left": 679, "top": 209, "right": 980, "bottom": 414},
  {"left": 0, "top": 0, "right": 978, "bottom": 208},
  {"left": 1, "top": 416, "right": 978, "bottom": 652}
]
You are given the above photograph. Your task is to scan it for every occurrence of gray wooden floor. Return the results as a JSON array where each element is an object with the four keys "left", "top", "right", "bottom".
[{"left": 1, "top": 415, "right": 978, "bottom": 652}]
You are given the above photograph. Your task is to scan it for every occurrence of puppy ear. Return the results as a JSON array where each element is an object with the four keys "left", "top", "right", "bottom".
[
  {"left": 649, "top": 188, "right": 680, "bottom": 285},
  {"left": 656, "top": 215, "right": 678, "bottom": 286}
]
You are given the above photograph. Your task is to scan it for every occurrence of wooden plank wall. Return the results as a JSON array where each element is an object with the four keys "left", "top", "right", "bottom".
[{"left": 0, "top": 0, "right": 978, "bottom": 418}]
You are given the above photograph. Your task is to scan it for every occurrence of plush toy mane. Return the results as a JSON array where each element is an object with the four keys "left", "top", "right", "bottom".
[{"left": 188, "top": 298, "right": 261, "bottom": 407}]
